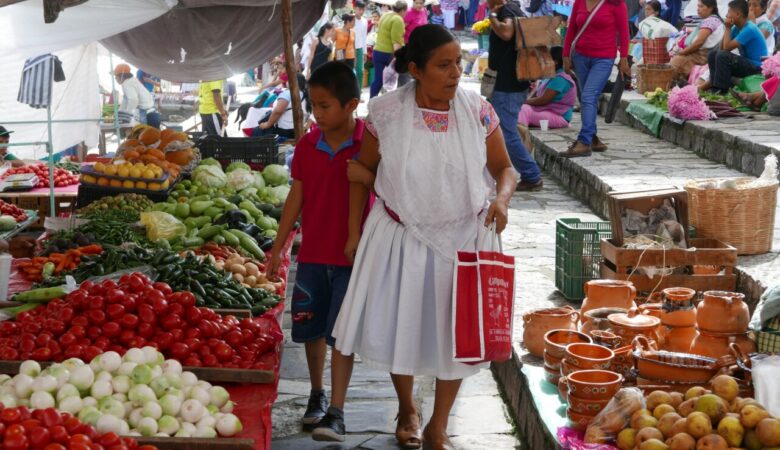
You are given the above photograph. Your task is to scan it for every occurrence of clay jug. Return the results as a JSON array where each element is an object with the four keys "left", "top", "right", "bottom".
[
  {"left": 581, "top": 280, "right": 637, "bottom": 319},
  {"left": 696, "top": 291, "right": 749, "bottom": 334},
  {"left": 607, "top": 309, "right": 662, "bottom": 346},
  {"left": 660, "top": 325, "right": 699, "bottom": 353},
  {"left": 689, "top": 329, "right": 756, "bottom": 359},
  {"left": 580, "top": 307, "right": 629, "bottom": 335},
  {"left": 660, "top": 287, "right": 697, "bottom": 328},
  {"left": 522, "top": 306, "right": 579, "bottom": 357}
]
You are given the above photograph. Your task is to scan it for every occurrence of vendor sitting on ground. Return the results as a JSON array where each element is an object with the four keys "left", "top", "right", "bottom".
[
  {"left": 518, "top": 47, "right": 577, "bottom": 129},
  {"left": 701, "top": 0, "right": 768, "bottom": 93},
  {"left": 669, "top": 0, "right": 725, "bottom": 82},
  {"left": 0, "top": 127, "right": 25, "bottom": 167},
  {"left": 734, "top": 75, "right": 780, "bottom": 113}
]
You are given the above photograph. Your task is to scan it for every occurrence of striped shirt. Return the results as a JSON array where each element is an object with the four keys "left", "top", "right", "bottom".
[{"left": 17, "top": 54, "right": 65, "bottom": 109}]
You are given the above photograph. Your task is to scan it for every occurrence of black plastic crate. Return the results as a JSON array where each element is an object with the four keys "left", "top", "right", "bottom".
[
  {"left": 197, "top": 135, "right": 280, "bottom": 169},
  {"left": 76, "top": 182, "right": 175, "bottom": 208}
]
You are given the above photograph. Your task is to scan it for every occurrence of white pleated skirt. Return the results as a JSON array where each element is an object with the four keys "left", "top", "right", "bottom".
[{"left": 332, "top": 201, "right": 484, "bottom": 380}]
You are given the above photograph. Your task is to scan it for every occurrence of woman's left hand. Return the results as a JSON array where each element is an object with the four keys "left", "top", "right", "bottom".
[{"left": 484, "top": 199, "right": 509, "bottom": 234}]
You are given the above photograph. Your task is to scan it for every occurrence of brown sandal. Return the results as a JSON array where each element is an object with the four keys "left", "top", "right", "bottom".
[
  {"left": 396, "top": 411, "right": 423, "bottom": 449},
  {"left": 422, "top": 426, "right": 455, "bottom": 450}
]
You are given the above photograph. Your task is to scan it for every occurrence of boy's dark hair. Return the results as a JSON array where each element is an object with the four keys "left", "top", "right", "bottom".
[
  {"left": 308, "top": 61, "right": 361, "bottom": 106},
  {"left": 646, "top": 0, "right": 662, "bottom": 14},
  {"left": 728, "top": 0, "right": 749, "bottom": 17},
  {"left": 355, "top": 1, "right": 366, "bottom": 8}
]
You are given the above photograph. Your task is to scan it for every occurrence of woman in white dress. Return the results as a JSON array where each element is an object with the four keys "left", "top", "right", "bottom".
[{"left": 332, "top": 24, "right": 518, "bottom": 450}]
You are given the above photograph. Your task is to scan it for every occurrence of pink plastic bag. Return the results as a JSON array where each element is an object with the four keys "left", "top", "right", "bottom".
[{"left": 557, "top": 427, "right": 619, "bottom": 450}]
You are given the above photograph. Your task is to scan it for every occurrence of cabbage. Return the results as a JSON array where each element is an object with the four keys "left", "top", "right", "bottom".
[
  {"left": 199, "top": 158, "right": 221, "bottom": 167},
  {"left": 252, "top": 171, "right": 266, "bottom": 189},
  {"left": 226, "top": 169, "right": 254, "bottom": 191},
  {"left": 192, "top": 165, "right": 227, "bottom": 188},
  {"left": 261, "top": 164, "right": 289, "bottom": 187},
  {"left": 225, "top": 162, "right": 251, "bottom": 173},
  {"left": 269, "top": 185, "right": 290, "bottom": 206}
]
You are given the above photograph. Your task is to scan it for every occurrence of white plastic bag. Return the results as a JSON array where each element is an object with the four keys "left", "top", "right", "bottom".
[
  {"left": 383, "top": 62, "right": 398, "bottom": 92},
  {"left": 752, "top": 355, "right": 780, "bottom": 417}
]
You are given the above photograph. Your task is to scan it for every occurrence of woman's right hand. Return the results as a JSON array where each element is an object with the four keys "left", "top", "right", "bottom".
[
  {"left": 563, "top": 57, "right": 573, "bottom": 75},
  {"left": 266, "top": 251, "right": 282, "bottom": 280},
  {"left": 344, "top": 233, "right": 361, "bottom": 263}
]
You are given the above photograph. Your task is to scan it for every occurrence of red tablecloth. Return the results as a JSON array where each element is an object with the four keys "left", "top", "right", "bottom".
[{"left": 26, "top": 184, "right": 80, "bottom": 195}]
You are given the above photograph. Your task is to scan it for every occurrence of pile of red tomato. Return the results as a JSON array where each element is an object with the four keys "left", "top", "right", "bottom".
[
  {"left": 0, "top": 273, "right": 283, "bottom": 369},
  {"left": 0, "top": 405, "right": 156, "bottom": 450},
  {"left": 2, "top": 165, "right": 78, "bottom": 188},
  {"left": 0, "top": 200, "right": 28, "bottom": 222}
]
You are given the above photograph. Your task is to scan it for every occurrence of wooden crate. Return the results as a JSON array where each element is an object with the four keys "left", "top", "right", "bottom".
[
  {"left": 0, "top": 360, "right": 275, "bottom": 384},
  {"left": 607, "top": 188, "right": 689, "bottom": 248},
  {"left": 600, "top": 237, "right": 737, "bottom": 293}
]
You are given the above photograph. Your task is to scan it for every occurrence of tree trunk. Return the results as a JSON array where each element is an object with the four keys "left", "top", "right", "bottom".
[{"left": 281, "top": 0, "right": 304, "bottom": 140}]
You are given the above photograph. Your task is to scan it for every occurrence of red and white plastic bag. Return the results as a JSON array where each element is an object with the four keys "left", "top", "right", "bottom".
[{"left": 452, "top": 225, "right": 515, "bottom": 364}]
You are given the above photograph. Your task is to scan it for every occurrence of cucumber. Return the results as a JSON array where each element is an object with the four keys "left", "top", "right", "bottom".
[
  {"left": 198, "top": 225, "right": 224, "bottom": 240},
  {"left": 220, "top": 229, "right": 240, "bottom": 247}
]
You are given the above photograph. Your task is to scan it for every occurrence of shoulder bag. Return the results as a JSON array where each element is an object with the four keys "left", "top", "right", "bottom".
[
  {"left": 569, "top": 0, "right": 607, "bottom": 56},
  {"left": 513, "top": 14, "right": 564, "bottom": 81}
]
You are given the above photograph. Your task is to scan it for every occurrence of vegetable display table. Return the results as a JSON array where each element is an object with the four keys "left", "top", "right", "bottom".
[
  {"left": 0, "top": 210, "right": 37, "bottom": 240},
  {"left": 0, "top": 185, "right": 79, "bottom": 228}
]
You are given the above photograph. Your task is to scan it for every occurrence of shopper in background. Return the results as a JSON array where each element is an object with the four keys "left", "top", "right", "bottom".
[
  {"left": 749, "top": 0, "right": 775, "bottom": 55},
  {"left": 0, "top": 127, "right": 25, "bottom": 167},
  {"left": 198, "top": 80, "right": 228, "bottom": 136},
  {"left": 115, "top": 64, "right": 160, "bottom": 129},
  {"left": 370, "top": 1, "right": 407, "bottom": 97},
  {"left": 487, "top": 0, "right": 544, "bottom": 190},
  {"left": 669, "top": 0, "right": 724, "bottom": 82},
  {"left": 561, "top": 0, "right": 630, "bottom": 157},
  {"left": 399, "top": 0, "right": 429, "bottom": 86},
  {"left": 441, "top": 0, "right": 460, "bottom": 28},
  {"left": 307, "top": 23, "right": 336, "bottom": 78},
  {"left": 335, "top": 14, "right": 358, "bottom": 69},
  {"left": 354, "top": 2, "right": 369, "bottom": 91},
  {"left": 136, "top": 69, "right": 160, "bottom": 93},
  {"left": 704, "top": 0, "right": 767, "bottom": 92},
  {"left": 253, "top": 74, "right": 308, "bottom": 140}
]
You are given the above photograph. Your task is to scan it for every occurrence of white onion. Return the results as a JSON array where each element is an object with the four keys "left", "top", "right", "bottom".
[
  {"left": 98, "top": 351, "right": 122, "bottom": 373},
  {"left": 117, "top": 362, "right": 137, "bottom": 376},
  {"left": 194, "top": 425, "right": 217, "bottom": 438},
  {"left": 123, "top": 348, "right": 144, "bottom": 364},
  {"left": 19, "top": 361, "right": 41, "bottom": 377},
  {"left": 90, "top": 379, "right": 113, "bottom": 399},
  {"left": 188, "top": 386, "right": 210, "bottom": 406},
  {"left": 142, "top": 401, "right": 162, "bottom": 420},
  {"left": 197, "top": 415, "right": 216, "bottom": 429},
  {"left": 209, "top": 386, "right": 229, "bottom": 408},
  {"left": 181, "top": 422, "right": 197, "bottom": 434},
  {"left": 58, "top": 396, "right": 83, "bottom": 414},
  {"left": 158, "top": 415, "right": 180, "bottom": 435},
  {"left": 180, "top": 399, "right": 205, "bottom": 423},
  {"left": 216, "top": 413, "right": 243, "bottom": 437},
  {"left": 95, "top": 371, "right": 112, "bottom": 383},
  {"left": 162, "top": 359, "right": 182, "bottom": 376},
  {"left": 0, "top": 393, "right": 18, "bottom": 407},
  {"left": 141, "top": 346, "right": 161, "bottom": 365},
  {"left": 30, "top": 391, "right": 55, "bottom": 409},
  {"left": 96, "top": 414, "right": 122, "bottom": 434},
  {"left": 111, "top": 375, "right": 130, "bottom": 394},
  {"left": 128, "top": 408, "right": 144, "bottom": 428},
  {"left": 98, "top": 396, "right": 126, "bottom": 418},
  {"left": 82, "top": 396, "right": 97, "bottom": 408},
  {"left": 13, "top": 374, "right": 34, "bottom": 399},
  {"left": 70, "top": 366, "right": 95, "bottom": 392},
  {"left": 138, "top": 417, "right": 158, "bottom": 436},
  {"left": 62, "top": 358, "right": 85, "bottom": 370},
  {"left": 159, "top": 394, "right": 182, "bottom": 416},
  {"left": 180, "top": 371, "right": 197, "bottom": 387}
]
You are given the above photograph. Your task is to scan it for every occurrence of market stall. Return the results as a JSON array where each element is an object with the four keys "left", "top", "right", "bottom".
[{"left": 0, "top": 140, "right": 296, "bottom": 449}]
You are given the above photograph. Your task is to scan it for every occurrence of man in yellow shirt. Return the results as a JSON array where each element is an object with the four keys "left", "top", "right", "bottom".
[{"left": 199, "top": 80, "right": 228, "bottom": 136}]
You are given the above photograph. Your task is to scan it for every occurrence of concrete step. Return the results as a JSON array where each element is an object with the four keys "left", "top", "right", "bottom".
[
  {"left": 600, "top": 91, "right": 780, "bottom": 177},
  {"left": 530, "top": 116, "right": 780, "bottom": 307}
]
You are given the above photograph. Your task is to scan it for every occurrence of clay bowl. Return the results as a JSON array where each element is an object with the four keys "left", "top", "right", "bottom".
[
  {"left": 543, "top": 350, "right": 562, "bottom": 370},
  {"left": 564, "top": 343, "right": 615, "bottom": 371},
  {"left": 567, "top": 407, "right": 595, "bottom": 431},
  {"left": 567, "top": 392, "right": 610, "bottom": 415},
  {"left": 543, "top": 365, "right": 560, "bottom": 385},
  {"left": 560, "top": 359, "right": 579, "bottom": 378},
  {"left": 566, "top": 370, "right": 624, "bottom": 400},
  {"left": 544, "top": 329, "right": 592, "bottom": 360},
  {"left": 557, "top": 377, "right": 568, "bottom": 399}
]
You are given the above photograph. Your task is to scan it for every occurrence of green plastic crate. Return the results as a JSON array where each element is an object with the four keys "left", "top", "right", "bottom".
[{"left": 555, "top": 218, "right": 612, "bottom": 301}]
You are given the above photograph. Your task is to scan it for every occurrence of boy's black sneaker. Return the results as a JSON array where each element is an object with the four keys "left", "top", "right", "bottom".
[
  {"left": 311, "top": 408, "right": 346, "bottom": 442},
  {"left": 301, "top": 391, "right": 328, "bottom": 426}
]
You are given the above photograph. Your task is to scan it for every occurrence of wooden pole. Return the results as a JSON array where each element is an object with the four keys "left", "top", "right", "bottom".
[{"left": 281, "top": 0, "right": 304, "bottom": 140}]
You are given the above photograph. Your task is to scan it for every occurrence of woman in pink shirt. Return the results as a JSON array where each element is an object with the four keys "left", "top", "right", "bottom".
[
  {"left": 561, "top": 0, "right": 630, "bottom": 157},
  {"left": 398, "top": 0, "right": 429, "bottom": 86}
]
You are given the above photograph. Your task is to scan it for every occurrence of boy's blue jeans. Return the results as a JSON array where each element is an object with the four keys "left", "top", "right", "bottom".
[
  {"left": 572, "top": 53, "right": 613, "bottom": 145},
  {"left": 490, "top": 90, "right": 542, "bottom": 184}
]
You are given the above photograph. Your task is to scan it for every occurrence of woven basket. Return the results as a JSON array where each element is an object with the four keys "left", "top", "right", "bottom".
[
  {"left": 685, "top": 178, "right": 778, "bottom": 255},
  {"left": 643, "top": 38, "right": 670, "bottom": 65},
  {"left": 636, "top": 64, "right": 675, "bottom": 95}
]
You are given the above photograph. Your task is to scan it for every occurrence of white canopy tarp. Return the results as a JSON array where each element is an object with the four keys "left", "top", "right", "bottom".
[
  {"left": 0, "top": 44, "right": 100, "bottom": 159},
  {"left": 0, "top": 0, "right": 174, "bottom": 59}
]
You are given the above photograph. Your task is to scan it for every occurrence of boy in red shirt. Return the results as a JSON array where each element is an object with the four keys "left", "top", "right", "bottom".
[{"left": 267, "top": 61, "right": 370, "bottom": 442}]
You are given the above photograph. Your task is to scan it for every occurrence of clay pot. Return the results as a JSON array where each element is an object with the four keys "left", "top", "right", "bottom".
[
  {"left": 567, "top": 407, "right": 594, "bottom": 431},
  {"left": 580, "top": 307, "right": 630, "bottom": 335},
  {"left": 660, "top": 287, "right": 697, "bottom": 328},
  {"left": 564, "top": 343, "right": 615, "bottom": 371},
  {"left": 557, "top": 377, "right": 568, "bottom": 398},
  {"left": 589, "top": 330, "right": 622, "bottom": 349},
  {"left": 543, "top": 365, "right": 560, "bottom": 385},
  {"left": 580, "top": 280, "right": 637, "bottom": 319},
  {"left": 523, "top": 306, "right": 580, "bottom": 357},
  {"left": 609, "top": 344, "right": 635, "bottom": 381},
  {"left": 638, "top": 303, "right": 664, "bottom": 320},
  {"left": 696, "top": 291, "right": 749, "bottom": 334},
  {"left": 544, "top": 329, "right": 592, "bottom": 360},
  {"left": 608, "top": 309, "right": 662, "bottom": 345},
  {"left": 659, "top": 325, "right": 698, "bottom": 353},
  {"left": 689, "top": 329, "right": 756, "bottom": 359},
  {"left": 566, "top": 369, "right": 623, "bottom": 400},
  {"left": 543, "top": 350, "right": 562, "bottom": 370},
  {"left": 567, "top": 393, "right": 610, "bottom": 415},
  {"left": 560, "top": 359, "right": 578, "bottom": 378}
]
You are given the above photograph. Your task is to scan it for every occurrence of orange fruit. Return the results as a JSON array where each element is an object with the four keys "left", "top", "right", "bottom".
[
  {"left": 97, "top": 177, "right": 109, "bottom": 186},
  {"left": 139, "top": 128, "right": 161, "bottom": 146},
  {"left": 109, "top": 179, "right": 122, "bottom": 188}
]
